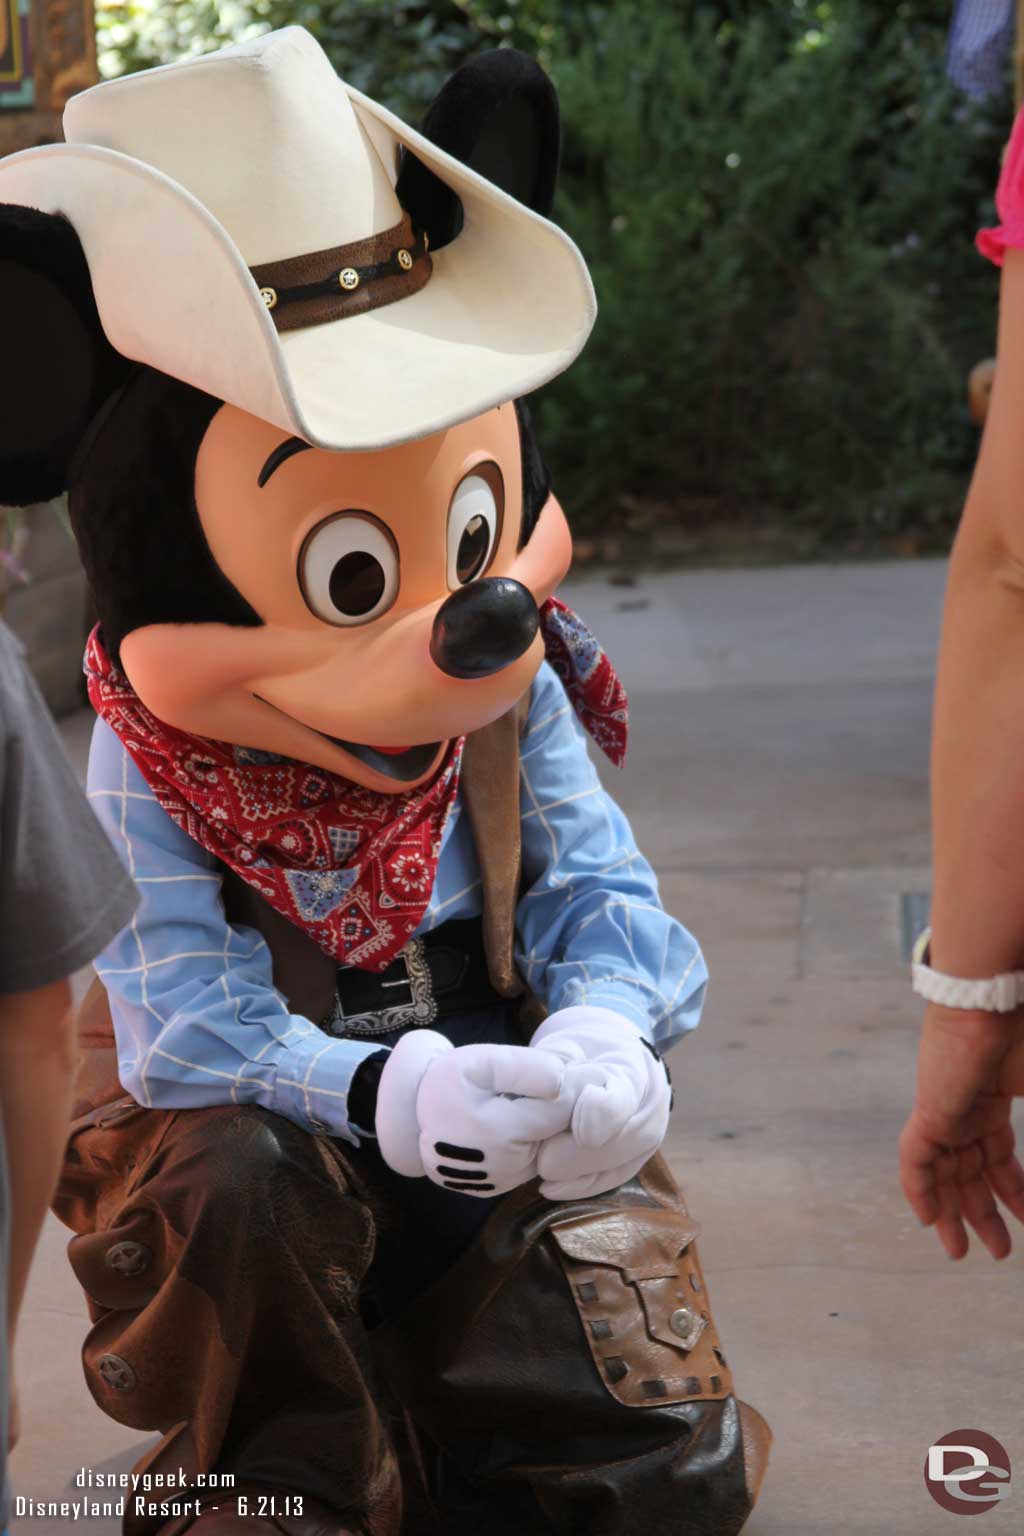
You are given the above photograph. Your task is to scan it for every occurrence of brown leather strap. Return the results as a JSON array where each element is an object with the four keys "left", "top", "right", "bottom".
[
  {"left": 460, "top": 694, "right": 531, "bottom": 998},
  {"left": 220, "top": 866, "right": 337, "bottom": 1021},
  {"left": 250, "top": 213, "right": 431, "bottom": 333}
]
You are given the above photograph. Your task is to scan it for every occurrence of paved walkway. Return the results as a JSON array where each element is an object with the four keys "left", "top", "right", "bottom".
[{"left": 12, "top": 558, "right": 1024, "bottom": 1535}]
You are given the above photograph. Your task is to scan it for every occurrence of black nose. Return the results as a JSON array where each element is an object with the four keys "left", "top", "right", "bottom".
[{"left": 430, "top": 578, "right": 539, "bottom": 680}]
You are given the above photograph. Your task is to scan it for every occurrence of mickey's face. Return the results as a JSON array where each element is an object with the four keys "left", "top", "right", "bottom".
[{"left": 118, "top": 402, "right": 572, "bottom": 791}]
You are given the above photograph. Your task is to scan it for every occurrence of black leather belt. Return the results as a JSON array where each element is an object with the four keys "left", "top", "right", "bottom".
[{"left": 320, "top": 918, "right": 503, "bottom": 1039}]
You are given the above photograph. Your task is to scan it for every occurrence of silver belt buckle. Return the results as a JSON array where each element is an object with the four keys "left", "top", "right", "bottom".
[{"left": 324, "top": 937, "right": 438, "bottom": 1037}]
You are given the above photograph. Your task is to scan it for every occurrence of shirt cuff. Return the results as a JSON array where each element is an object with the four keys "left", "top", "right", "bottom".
[
  {"left": 271, "top": 1028, "right": 387, "bottom": 1145},
  {"left": 546, "top": 972, "right": 708, "bottom": 1051},
  {"left": 545, "top": 980, "right": 658, "bottom": 1041}
]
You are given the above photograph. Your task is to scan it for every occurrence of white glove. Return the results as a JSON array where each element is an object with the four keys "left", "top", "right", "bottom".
[
  {"left": 375, "top": 1029, "right": 575, "bottom": 1197},
  {"left": 530, "top": 1006, "right": 673, "bottom": 1200}
]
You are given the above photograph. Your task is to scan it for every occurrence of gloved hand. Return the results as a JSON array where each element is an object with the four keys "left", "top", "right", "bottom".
[
  {"left": 530, "top": 1006, "right": 673, "bottom": 1200},
  {"left": 375, "top": 1030, "right": 575, "bottom": 1197}
]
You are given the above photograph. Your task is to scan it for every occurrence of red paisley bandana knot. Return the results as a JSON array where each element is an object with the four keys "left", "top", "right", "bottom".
[{"left": 539, "top": 596, "right": 629, "bottom": 767}]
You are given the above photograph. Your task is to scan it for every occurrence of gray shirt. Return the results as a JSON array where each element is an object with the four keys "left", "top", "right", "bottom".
[{"left": 0, "top": 620, "right": 138, "bottom": 1526}]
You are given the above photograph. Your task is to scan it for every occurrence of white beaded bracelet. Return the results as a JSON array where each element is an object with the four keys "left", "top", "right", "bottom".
[{"left": 911, "top": 927, "right": 1024, "bottom": 1013}]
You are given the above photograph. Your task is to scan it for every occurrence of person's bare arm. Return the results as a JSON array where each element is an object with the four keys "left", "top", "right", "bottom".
[
  {"left": 930, "top": 250, "right": 1024, "bottom": 974},
  {"left": 899, "top": 249, "right": 1024, "bottom": 1258},
  {"left": 0, "top": 978, "right": 77, "bottom": 1363}
]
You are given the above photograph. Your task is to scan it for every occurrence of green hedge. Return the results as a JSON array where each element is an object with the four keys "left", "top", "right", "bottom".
[
  {"left": 542, "top": 2, "right": 1009, "bottom": 546},
  {"left": 97, "top": 0, "right": 1010, "bottom": 550}
]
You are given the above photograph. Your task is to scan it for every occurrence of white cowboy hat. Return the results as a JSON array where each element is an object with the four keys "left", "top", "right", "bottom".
[{"left": 0, "top": 27, "right": 596, "bottom": 450}]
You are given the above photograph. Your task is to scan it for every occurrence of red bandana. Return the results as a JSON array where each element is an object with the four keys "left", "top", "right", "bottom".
[
  {"left": 540, "top": 596, "right": 628, "bottom": 769},
  {"left": 85, "top": 600, "right": 628, "bottom": 973}
]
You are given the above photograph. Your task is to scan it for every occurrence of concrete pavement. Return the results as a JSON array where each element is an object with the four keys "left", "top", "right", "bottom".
[{"left": 13, "top": 557, "right": 1022, "bottom": 1536}]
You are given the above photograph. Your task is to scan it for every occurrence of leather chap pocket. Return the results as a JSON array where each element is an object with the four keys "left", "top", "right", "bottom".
[{"left": 548, "top": 1205, "right": 734, "bottom": 1408}]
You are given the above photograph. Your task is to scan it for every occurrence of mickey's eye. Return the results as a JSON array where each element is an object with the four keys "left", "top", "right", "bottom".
[
  {"left": 447, "top": 466, "right": 503, "bottom": 588},
  {"left": 299, "top": 513, "right": 398, "bottom": 626}
]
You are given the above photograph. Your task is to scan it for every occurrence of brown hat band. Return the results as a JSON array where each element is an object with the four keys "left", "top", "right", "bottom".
[{"left": 249, "top": 212, "right": 431, "bottom": 333}]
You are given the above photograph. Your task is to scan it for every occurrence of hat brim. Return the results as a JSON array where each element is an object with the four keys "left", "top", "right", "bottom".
[{"left": 0, "top": 84, "right": 595, "bottom": 451}]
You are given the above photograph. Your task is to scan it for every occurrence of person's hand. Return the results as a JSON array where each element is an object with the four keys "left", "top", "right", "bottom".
[
  {"left": 529, "top": 1006, "right": 672, "bottom": 1200},
  {"left": 899, "top": 1003, "right": 1024, "bottom": 1259},
  {"left": 375, "top": 1030, "right": 575, "bottom": 1196}
]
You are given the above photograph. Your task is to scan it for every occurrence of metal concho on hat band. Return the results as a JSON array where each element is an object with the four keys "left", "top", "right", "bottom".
[{"left": 249, "top": 212, "right": 431, "bottom": 333}]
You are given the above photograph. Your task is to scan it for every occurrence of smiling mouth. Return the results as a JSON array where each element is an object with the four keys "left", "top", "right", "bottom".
[{"left": 253, "top": 696, "right": 443, "bottom": 782}]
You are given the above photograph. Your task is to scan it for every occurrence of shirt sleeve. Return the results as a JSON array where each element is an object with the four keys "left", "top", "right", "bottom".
[
  {"left": 86, "top": 717, "right": 380, "bottom": 1144},
  {"left": 0, "top": 626, "right": 138, "bottom": 994},
  {"left": 515, "top": 662, "right": 707, "bottom": 1051}
]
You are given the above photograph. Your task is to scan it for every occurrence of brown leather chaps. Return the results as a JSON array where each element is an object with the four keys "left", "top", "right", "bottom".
[{"left": 53, "top": 1097, "right": 770, "bottom": 1536}]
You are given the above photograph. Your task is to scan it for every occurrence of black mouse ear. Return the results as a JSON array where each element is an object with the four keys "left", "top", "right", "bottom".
[
  {"left": 396, "top": 50, "right": 560, "bottom": 251},
  {"left": 0, "top": 204, "right": 131, "bottom": 506}
]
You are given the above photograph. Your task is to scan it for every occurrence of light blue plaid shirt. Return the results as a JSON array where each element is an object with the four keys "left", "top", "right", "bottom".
[{"left": 87, "top": 662, "right": 707, "bottom": 1144}]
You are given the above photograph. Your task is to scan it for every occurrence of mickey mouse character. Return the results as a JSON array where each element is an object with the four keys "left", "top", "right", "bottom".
[{"left": 0, "top": 29, "right": 770, "bottom": 1536}]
